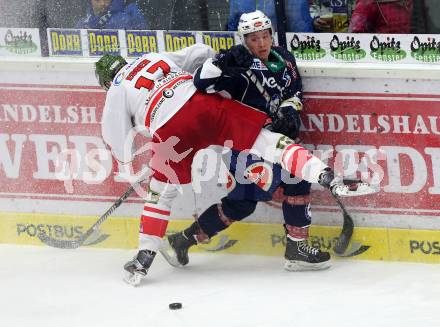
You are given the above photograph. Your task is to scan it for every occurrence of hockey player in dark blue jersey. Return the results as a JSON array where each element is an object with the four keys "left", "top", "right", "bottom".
[{"left": 163, "top": 10, "right": 331, "bottom": 271}]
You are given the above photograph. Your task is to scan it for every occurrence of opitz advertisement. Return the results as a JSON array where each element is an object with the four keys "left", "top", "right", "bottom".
[{"left": 0, "top": 28, "right": 41, "bottom": 57}]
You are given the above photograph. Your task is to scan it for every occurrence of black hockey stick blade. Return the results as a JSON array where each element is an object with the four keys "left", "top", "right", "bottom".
[
  {"left": 38, "top": 227, "right": 98, "bottom": 249},
  {"left": 332, "top": 193, "right": 354, "bottom": 256},
  {"left": 38, "top": 234, "right": 82, "bottom": 249},
  {"left": 38, "top": 184, "right": 137, "bottom": 249}
]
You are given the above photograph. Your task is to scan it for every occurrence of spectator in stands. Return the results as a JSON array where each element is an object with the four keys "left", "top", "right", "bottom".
[
  {"left": 349, "top": 0, "right": 413, "bottom": 33},
  {"left": 228, "top": 0, "right": 313, "bottom": 32},
  {"left": 310, "top": 0, "right": 355, "bottom": 32},
  {"left": 76, "top": 0, "right": 147, "bottom": 30}
]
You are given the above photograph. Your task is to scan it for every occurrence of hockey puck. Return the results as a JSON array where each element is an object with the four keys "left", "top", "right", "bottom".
[{"left": 169, "top": 302, "right": 182, "bottom": 310}]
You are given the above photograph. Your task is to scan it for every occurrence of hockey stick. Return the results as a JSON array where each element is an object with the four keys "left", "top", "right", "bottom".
[
  {"left": 331, "top": 178, "right": 379, "bottom": 255},
  {"left": 331, "top": 192, "right": 354, "bottom": 256},
  {"left": 38, "top": 183, "right": 137, "bottom": 249}
]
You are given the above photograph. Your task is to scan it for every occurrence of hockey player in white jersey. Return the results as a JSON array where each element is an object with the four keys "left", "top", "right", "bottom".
[{"left": 96, "top": 44, "right": 375, "bottom": 286}]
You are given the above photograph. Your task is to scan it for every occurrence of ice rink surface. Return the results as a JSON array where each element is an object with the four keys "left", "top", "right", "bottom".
[{"left": 1, "top": 244, "right": 440, "bottom": 327}]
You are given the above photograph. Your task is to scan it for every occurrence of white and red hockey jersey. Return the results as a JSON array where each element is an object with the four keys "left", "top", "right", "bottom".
[{"left": 101, "top": 44, "right": 216, "bottom": 163}]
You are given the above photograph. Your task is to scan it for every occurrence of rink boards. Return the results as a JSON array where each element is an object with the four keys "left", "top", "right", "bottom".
[
  {"left": 1, "top": 211, "right": 440, "bottom": 264},
  {"left": 1, "top": 58, "right": 440, "bottom": 264}
]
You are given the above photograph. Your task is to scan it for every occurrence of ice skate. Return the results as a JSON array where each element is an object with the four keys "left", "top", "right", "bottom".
[
  {"left": 123, "top": 250, "right": 156, "bottom": 286},
  {"left": 160, "top": 232, "right": 194, "bottom": 267},
  {"left": 160, "top": 222, "right": 207, "bottom": 267},
  {"left": 284, "top": 237, "right": 331, "bottom": 272}
]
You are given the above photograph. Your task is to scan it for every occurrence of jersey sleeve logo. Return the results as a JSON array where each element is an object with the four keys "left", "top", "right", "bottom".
[{"left": 114, "top": 71, "right": 126, "bottom": 86}]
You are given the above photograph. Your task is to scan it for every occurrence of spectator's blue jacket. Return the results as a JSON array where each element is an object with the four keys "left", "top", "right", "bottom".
[
  {"left": 227, "top": 0, "right": 313, "bottom": 32},
  {"left": 76, "top": 0, "right": 147, "bottom": 30}
]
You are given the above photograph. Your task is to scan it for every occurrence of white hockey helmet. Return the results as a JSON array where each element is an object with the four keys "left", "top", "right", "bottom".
[{"left": 237, "top": 10, "right": 273, "bottom": 44}]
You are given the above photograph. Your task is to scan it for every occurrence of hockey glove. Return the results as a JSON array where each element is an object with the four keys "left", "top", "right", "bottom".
[
  {"left": 269, "top": 97, "right": 303, "bottom": 140},
  {"left": 214, "top": 45, "right": 254, "bottom": 75}
]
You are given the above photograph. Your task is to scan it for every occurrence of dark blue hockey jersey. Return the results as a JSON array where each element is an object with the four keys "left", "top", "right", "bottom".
[
  {"left": 193, "top": 46, "right": 305, "bottom": 201},
  {"left": 193, "top": 46, "right": 303, "bottom": 119}
]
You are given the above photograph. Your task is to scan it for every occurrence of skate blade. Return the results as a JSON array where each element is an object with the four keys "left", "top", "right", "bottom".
[
  {"left": 158, "top": 238, "right": 183, "bottom": 267},
  {"left": 123, "top": 271, "right": 144, "bottom": 286},
  {"left": 333, "top": 183, "right": 379, "bottom": 197},
  {"left": 284, "top": 260, "right": 332, "bottom": 272}
]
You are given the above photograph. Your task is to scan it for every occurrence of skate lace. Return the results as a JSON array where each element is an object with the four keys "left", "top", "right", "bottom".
[{"left": 299, "top": 241, "right": 319, "bottom": 256}]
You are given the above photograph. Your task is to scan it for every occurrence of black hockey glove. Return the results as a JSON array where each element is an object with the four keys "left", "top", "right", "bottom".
[
  {"left": 214, "top": 45, "right": 254, "bottom": 75},
  {"left": 269, "top": 105, "right": 302, "bottom": 140}
]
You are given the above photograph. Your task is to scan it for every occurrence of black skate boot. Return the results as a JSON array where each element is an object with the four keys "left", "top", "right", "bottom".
[
  {"left": 123, "top": 249, "right": 156, "bottom": 286},
  {"left": 284, "top": 225, "right": 331, "bottom": 271},
  {"left": 160, "top": 221, "right": 208, "bottom": 267}
]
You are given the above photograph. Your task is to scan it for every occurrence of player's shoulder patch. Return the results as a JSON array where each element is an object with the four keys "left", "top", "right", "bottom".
[
  {"left": 250, "top": 59, "right": 268, "bottom": 71},
  {"left": 113, "top": 70, "right": 126, "bottom": 87}
]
